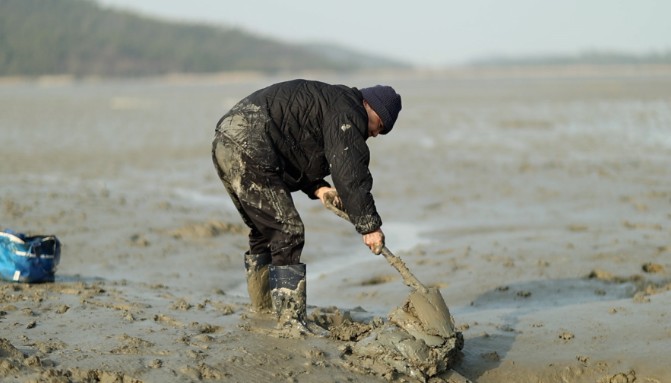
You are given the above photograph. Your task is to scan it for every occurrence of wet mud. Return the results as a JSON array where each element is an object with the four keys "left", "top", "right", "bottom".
[{"left": 2, "top": 70, "right": 671, "bottom": 382}]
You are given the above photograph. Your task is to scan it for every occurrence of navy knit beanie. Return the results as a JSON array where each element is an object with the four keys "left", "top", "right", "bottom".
[{"left": 360, "top": 85, "right": 402, "bottom": 134}]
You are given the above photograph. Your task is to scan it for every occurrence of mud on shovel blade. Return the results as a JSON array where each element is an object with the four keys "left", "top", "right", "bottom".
[{"left": 323, "top": 195, "right": 456, "bottom": 338}]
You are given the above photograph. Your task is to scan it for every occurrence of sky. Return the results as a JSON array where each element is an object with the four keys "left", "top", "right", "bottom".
[{"left": 96, "top": 0, "right": 671, "bottom": 67}]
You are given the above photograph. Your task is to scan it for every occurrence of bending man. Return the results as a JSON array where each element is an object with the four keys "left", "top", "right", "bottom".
[{"left": 212, "top": 79, "right": 402, "bottom": 328}]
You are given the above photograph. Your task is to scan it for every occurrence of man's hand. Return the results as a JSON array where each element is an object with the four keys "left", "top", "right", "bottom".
[
  {"left": 363, "top": 228, "right": 385, "bottom": 255},
  {"left": 315, "top": 186, "right": 341, "bottom": 208}
]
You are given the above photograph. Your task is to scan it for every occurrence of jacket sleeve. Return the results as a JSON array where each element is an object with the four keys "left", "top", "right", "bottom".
[
  {"left": 301, "top": 179, "right": 331, "bottom": 200},
  {"left": 323, "top": 112, "right": 382, "bottom": 234}
]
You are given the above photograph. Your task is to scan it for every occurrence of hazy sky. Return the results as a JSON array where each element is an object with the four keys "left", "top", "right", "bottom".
[{"left": 97, "top": 0, "right": 671, "bottom": 67}]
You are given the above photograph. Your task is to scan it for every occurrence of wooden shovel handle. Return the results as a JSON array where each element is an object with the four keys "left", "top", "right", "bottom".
[
  {"left": 323, "top": 195, "right": 428, "bottom": 292},
  {"left": 379, "top": 246, "right": 428, "bottom": 292}
]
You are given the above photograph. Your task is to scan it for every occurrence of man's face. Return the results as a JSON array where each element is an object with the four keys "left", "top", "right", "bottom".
[{"left": 364, "top": 101, "right": 384, "bottom": 138}]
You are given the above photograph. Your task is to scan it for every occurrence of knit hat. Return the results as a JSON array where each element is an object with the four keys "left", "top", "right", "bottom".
[{"left": 360, "top": 85, "right": 402, "bottom": 134}]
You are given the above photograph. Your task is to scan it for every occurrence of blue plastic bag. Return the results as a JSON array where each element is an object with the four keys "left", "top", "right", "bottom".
[{"left": 0, "top": 230, "right": 61, "bottom": 283}]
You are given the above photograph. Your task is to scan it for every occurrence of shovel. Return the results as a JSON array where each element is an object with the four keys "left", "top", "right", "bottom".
[{"left": 323, "top": 194, "right": 456, "bottom": 339}]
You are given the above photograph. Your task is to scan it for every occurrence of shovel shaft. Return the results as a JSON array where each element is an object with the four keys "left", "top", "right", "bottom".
[
  {"left": 323, "top": 194, "right": 428, "bottom": 292},
  {"left": 380, "top": 246, "right": 428, "bottom": 293}
]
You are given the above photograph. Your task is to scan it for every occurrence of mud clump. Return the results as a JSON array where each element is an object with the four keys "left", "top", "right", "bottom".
[
  {"left": 309, "top": 307, "right": 380, "bottom": 342},
  {"left": 310, "top": 301, "right": 463, "bottom": 383},
  {"left": 0, "top": 338, "right": 25, "bottom": 377},
  {"left": 0, "top": 337, "right": 143, "bottom": 382},
  {"left": 642, "top": 262, "right": 664, "bottom": 273},
  {"left": 598, "top": 369, "right": 637, "bottom": 383},
  {"left": 344, "top": 323, "right": 463, "bottom": 382}
]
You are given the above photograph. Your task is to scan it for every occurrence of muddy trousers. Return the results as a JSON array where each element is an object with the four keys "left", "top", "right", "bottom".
[{"left": 212, "top": 137, "right": 305, "bottom": 266}]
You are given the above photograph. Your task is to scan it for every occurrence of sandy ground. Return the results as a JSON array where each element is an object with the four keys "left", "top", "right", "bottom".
[{"left": 1, "top": 68, "right": 671, "bottom": 382}]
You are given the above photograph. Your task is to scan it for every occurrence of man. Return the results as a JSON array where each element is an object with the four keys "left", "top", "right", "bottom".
[{"left": 211, "top": 79, "right": 402, "bottom": 329}]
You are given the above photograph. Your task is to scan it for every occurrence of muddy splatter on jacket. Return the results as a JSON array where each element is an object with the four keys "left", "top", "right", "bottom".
[{"left": 216, "top": 79, "right": 382, "bottom": 234}]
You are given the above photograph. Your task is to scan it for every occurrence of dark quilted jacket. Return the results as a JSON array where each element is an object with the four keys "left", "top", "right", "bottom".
[{"left": 222, "top": 79, "right": 381, "bottom": 234}]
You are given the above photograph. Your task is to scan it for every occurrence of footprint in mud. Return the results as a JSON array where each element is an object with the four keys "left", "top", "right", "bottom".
[
  {"left": 359, "top": 274, "right": 396, "bottom": 286},
  {"left": 153, "top": 313, "right": 184, "bottom": 328},
  {"left": 129, "top": 233, "right": 150, "bottom": 247},
  {"left": 178, "top": 363, "right": 227, "bottom": 380}
]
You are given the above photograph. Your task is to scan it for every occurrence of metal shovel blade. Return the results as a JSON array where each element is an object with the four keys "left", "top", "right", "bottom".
[
  {"left": 407, "top": 287, "right": 455, "bottom": 338},
  {"left": 380, "top": 246, "right": 455, "bottom": 338}
]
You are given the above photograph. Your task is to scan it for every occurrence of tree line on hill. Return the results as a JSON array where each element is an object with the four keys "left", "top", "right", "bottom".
[
  {"left": 470, "top": 50, "right": 671, "bottom": 67},
  {"left": 0, "top": 0, "right": 408, "bottom": 78}
]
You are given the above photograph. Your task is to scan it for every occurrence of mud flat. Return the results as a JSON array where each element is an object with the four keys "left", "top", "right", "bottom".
[{"left": 2, "top": 70, "right": 671, "bottom": 382}]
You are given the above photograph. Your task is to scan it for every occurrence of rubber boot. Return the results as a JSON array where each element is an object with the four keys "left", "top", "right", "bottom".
[
  {"left": 244, "top": 252, "right": 272, "bottom": 312},
  {"left": 269, "top": 263, "right": 307, "bottom": 329}
]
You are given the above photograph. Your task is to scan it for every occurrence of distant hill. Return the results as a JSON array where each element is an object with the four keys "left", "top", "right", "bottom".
[
  {"left": 469, "top": 50, "right": 671, "bottom": 67},
  {"left": 301, "top": 43, "right": 407, "bottom": 70},
  {"left": 0, "top": 0, "right": 410, "bottom": 78}
]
